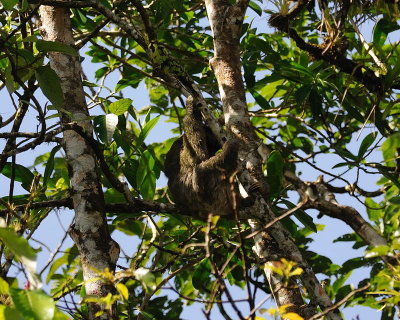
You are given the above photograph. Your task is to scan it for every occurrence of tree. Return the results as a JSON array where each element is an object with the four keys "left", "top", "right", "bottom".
[{"left": 0, "top": 0, "right": 399, "bottom": 319}]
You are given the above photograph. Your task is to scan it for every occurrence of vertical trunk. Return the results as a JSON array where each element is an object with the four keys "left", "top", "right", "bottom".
[
  {"left": 39, "top": 6, "right": 119, "bottom": 320},
  {"left": 205, "top": 1, "right": 341, "bottom": 319}
]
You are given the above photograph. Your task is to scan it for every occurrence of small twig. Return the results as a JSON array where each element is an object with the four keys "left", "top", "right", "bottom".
[
  {"left": 307, "top": 283, "right": 371, "bottom": 320},
  {"left": 39, "top": 225, "right": 71, "bottom": 276},
  {"left": 245, "top": 198, "right": 308, "bottom": 239}
]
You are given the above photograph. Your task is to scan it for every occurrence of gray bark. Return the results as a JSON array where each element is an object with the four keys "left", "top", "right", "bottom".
[{"left": 39, "top": 6, "right": 119, "bottom": 320}]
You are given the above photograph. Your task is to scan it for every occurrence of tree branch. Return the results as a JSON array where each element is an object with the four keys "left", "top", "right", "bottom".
[{"left": 307, "top": 283, "right": 371, "bottom": 320}]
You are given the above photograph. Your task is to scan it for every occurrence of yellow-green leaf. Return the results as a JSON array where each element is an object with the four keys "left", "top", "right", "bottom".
[
  {"left": 284, "top": 312, "right": 304, "bottom": 320},
  {"left": 116, "top": 283, "right": 129, "bottom": 300}
]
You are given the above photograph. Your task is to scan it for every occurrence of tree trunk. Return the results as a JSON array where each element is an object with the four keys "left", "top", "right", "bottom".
[
  {"left": 39, "top": 6, "right": 119, "bottom": 320},
  {"left": 205, "top": 1, "right": 341, "bottom": 319}
]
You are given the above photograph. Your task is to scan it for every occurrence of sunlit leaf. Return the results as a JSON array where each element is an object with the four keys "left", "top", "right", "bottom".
[
  {"left": 93, "top": 114, "right": 119, "bottom": 144},
  {"left": 134, "top": 268, "right": 157, "bottom": 292},
  {"left": 0, "top": 277, "right": 10, "bottom": 294},
  {"left": 9, "top": 289, "right": 55, "bottom": 320},
  {"left": 0, "top": 228, "right": 40, "bottom": 289},
  {"left": 116, "top": 283, "right": 129, "bottom": 300},
  {"left": 382, "top": 132, "right": 400, "bottom": 166},
  {"left": 137, "top": 115, "right": 160, "bottom": 146},
  {"left": 283, "top": 312, "right": 304, "bottom": 320},
  {"left": 46, "top": 246, "right": 78, "bottom": 284},
  {"left": 108, "top": 98, "right": 133, "bottom": 116},
  {"left": 0, "top": 304, "right": 24, "bottom": 320}
]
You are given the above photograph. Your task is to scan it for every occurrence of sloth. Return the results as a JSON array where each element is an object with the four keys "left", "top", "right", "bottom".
[{"left": 164, "top": 96, "right": 252, "bottom": 218}]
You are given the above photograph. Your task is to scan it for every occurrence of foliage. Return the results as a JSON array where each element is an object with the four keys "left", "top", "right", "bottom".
[{"left": 0, "top": 0, "right": 399, "bottom": 319}]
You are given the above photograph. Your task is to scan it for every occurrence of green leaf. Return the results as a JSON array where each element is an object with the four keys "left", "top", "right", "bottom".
[
  {"left": 0, "top": 228, "right": 40, "bottom": 289},
  {"left": 388, "top": 196, "right": 400, "bottom": 205},
  {"left": 192, "top": 258, "right": 211, "bottom": 291},
  {"left": 281, "top": 200, "right": 317, "bottom": 232},
  {"left": 365, "top": 245, "right": 390, "bottom": 258},
  {"left": 260, "top": 80, "right": 286, "bottom": 100},
  {"left": 334, "top": 233, "right": 359, "bottom": 243},
  {"left": 365, "top": 198, "right": 384, "bottom": 222},
  {"left": 385, "top": 51, "right": 400, "bottom": 86},
  {"left": 308, "top": 88, "right": 323, "bottom": 119},
  {"left": 93, "top": 114, "right": 119, "bottom": 144},
  {"left": 249, "top": 88, "right": 271, "bottom": 109},
  {"left": 267, "top": 151, "right": 284, "bottom": 199},
  {"left": 0, "top": 304, "right": 24, "bottom": 320},
  {"left": 331, "top": 162, "right": 351, "bottom": 169},
  {"left": 108, "top": 98, "right": 132, "bottom": 116},
  {"left": 292, "top": 136, "right": 313, "bottom": 154},
  {"left": 116, "top": 76, "right": 142, "bottom": 91},
  {"left": 5, "top": 62, "right": 18, "bottom": 93},
  {"left": 340, "top": 257, "right": 368, "bottom": 274},
  {"left": 136, "top": 310, "right": 156, "bottom": 320},
  {"left": 382, "top": 132, "right": 400, "bottom": 166},
  {"left": 373, "top": 18, "right": 400, "bottom": 48},
  {"left": 334, "top": 284, "right": 352, "bottom": 302},
  {"left": 294, "top": 84, "right": 312, "bottom": 104},
  {"left": 0, "top": 228, "right": 37, "bottom": 261},
  {"left": 0, "top": 0, "right": 18, "bottom": 10},
  {"left": 43, "top": 145, "right": 61, "bottom": 188},
  {"left": 342, "top": 101, "right": 364, "bottom": 123},
  {"left": 244, "top": 58, "right": 257, "bottom": 88},
  {"left": 134, "top": 268, "right": 157, "bottom": 292},
  {"left": 9, "top": 289, "right": 55, "bottom": 320},
  {"left": 0, "top": 277, "right": 9, "bottom": 294},
  {"left": 294, "top": 209, "right": 317, "bottom": 232},
  {"left": 137, "top": 115, "right": 160, "bottom": 146},
  {"left": 336, "top": 148, "right": 358, "bottom": 161},
  {"left": 136, "top": 150, "right": 156, "bottom": 200},
  {"left": 357, "top": 132, "right": 377, "bottom": 159},
  {"left": 82, "top": 80, "right": 99, "bottom": 87},
  {"left": 36, "top": 40, "right": 78, "bottom": 56},
  {"left": 75, "top": 8, "right": 88, "bottom": 23},
  {"left": 331, "top": 271, "right": 352, "bottom": 295},
  {"left": 122, "top": 159, "right": 138, "bottom": 189},
  {"left": 116, "top": 283, "right": 129, "bottom": 300},
  {"left": 115, "top": 220, "right": 144, "bottom": 236},
  {"left": 249, "top": 0, "right": 262, "bottom": 16},
  {"left": 289, "top": 62, "right": 314, "bottom": 77},
  {"left": 1, "top": 163, "right": 34, "bottom": 191},
  {"left": 46, "top": 246, "right": 78, "bottom": 284},
  {"left": 20, "top": 0, "right": 28, "bottom": 12},
  {"left": 35, "top": 66, "right": 64, "bottom": 107},
  {"left": 53, "top": 308, "right": 70, "bottom": 320}
]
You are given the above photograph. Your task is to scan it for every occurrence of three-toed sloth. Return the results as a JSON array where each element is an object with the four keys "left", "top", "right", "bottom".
[{"left": 164, "top": 96, "right": 252, "bottom": 218}]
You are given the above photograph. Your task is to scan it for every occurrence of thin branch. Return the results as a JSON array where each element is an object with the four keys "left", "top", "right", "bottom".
[
  {"left": 268, "top": 3, "right": 399, "bottom": 92},
  {"left": 39, "top": 223, "right": 71, "bottom": 276},
  {"left": 307, "top": 283, "right": 371, "bottom": 320},
  {"left": 0, "top": 197, "right": 177, "bottom": 216},
  {"left": 244, "top": 197, "right": 308, "bottom": 239}
]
